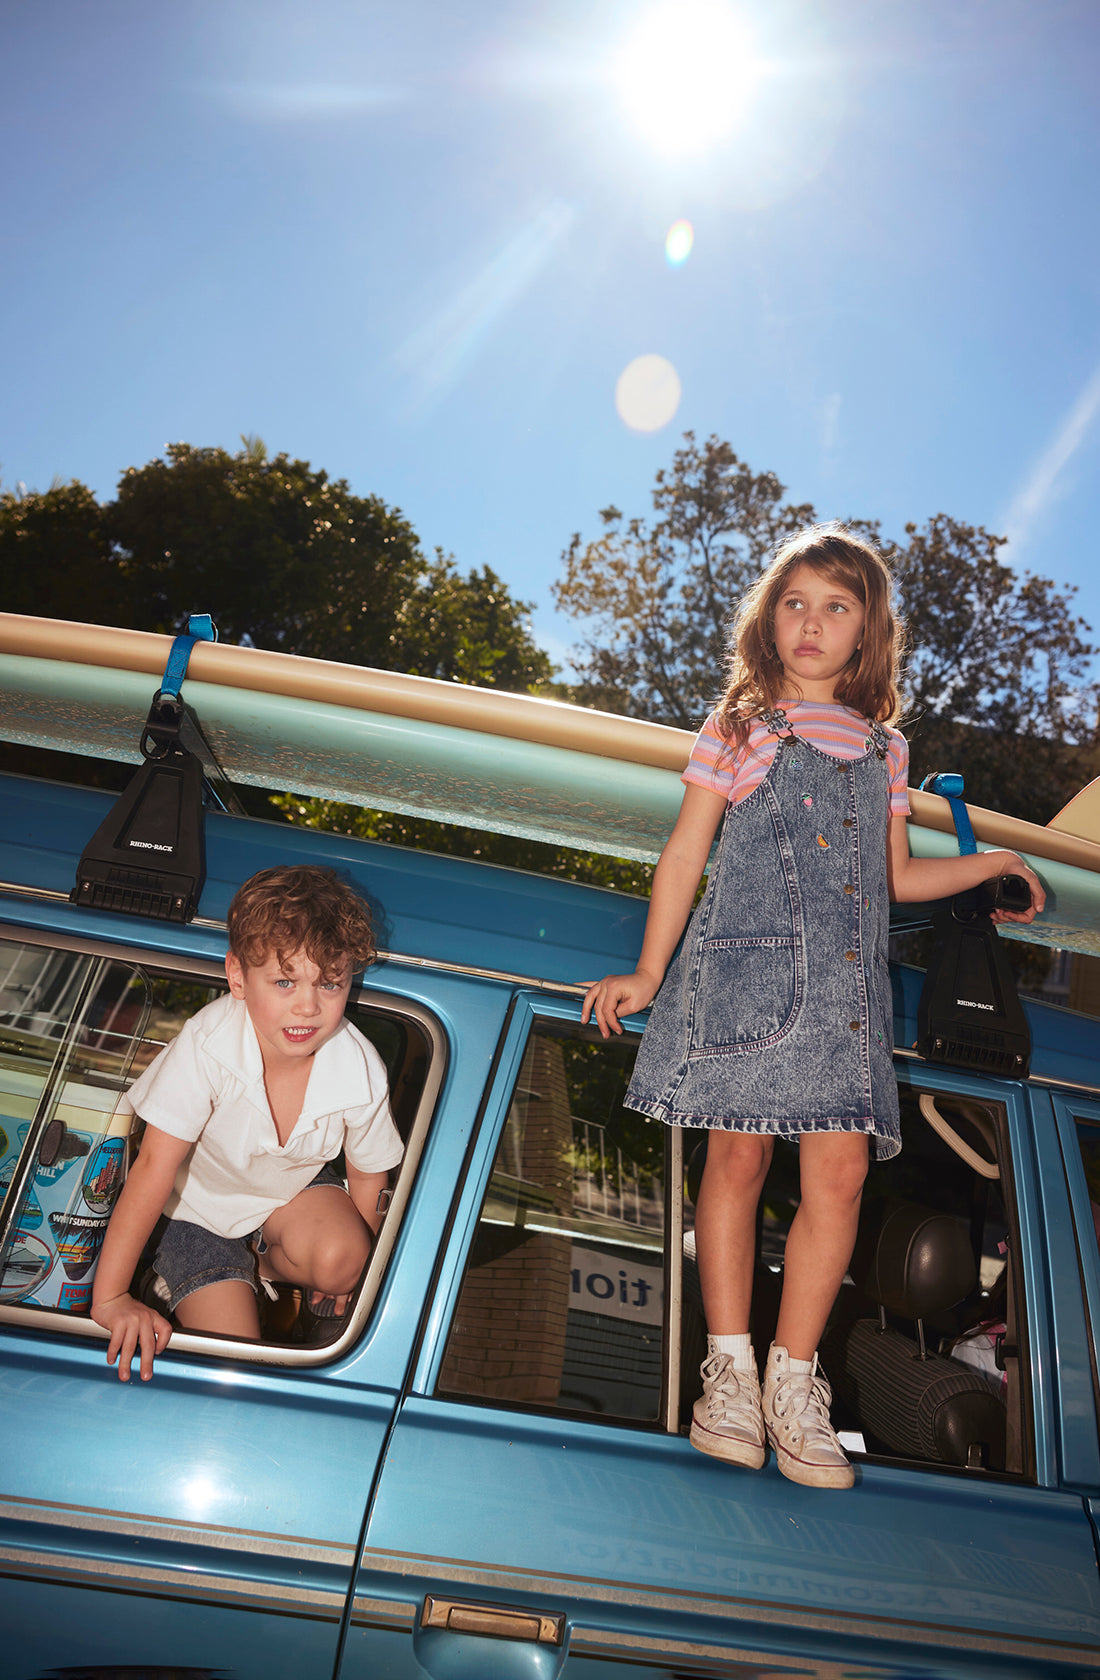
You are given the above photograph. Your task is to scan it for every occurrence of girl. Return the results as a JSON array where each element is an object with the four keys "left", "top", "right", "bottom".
[{"left": 583, "top": 524, "right": 1043, "bottom": 1490}]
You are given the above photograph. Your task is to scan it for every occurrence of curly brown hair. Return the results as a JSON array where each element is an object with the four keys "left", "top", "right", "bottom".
[
  {"left": 226, "top": 865, "right": 377, "bottom": 977},
  {"left": 715, "top": 522, "right": 907, "bottom": 755}
]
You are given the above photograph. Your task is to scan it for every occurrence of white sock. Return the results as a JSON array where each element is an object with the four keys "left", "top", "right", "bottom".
[
  {"left": 769, "top": 1343, "right": 815, "bottom": 1375},
  {"left": 708, "top": 1333, "right": 754, "bottom": 1370}
]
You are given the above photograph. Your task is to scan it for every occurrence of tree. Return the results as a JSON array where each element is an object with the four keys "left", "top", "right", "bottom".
[
  {"left": 890, "top": 515, "right": 1099, "bottom": 820},
  {"left": 109, "top": 439, "right": 427, "bottom": 662},
  {"left": 389, "top": 559, "right": 553, "bottom": 690},
  {"left": 555, "top": 435, "right": 1099, "bottom": 824},
  {"left": 0, "top": 480, "right": 125, "bottom": 625},
  {"left": 1, "top": 439, "right": 551, "bottom": 691},
  {"left": 553, "top": 432, "right": 814, "bottom": 726},
  {"left": 270, "top": 796, "right": 656, "bottom": 896}
]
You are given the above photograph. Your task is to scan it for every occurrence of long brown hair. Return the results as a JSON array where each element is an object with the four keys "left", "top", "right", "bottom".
[{"left": 715, "top": 523, "right": 906, "bottom": 754}]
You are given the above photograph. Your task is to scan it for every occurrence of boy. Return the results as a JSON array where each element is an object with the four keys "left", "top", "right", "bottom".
[{"left": 91, "top": 865, "right": 403, "bottom": 1382}]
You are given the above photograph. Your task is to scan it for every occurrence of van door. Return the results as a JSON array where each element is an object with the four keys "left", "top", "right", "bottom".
[
  {"left": 342, "top": 1009, "right": 1100, "bottom": 1679},
  {"left": 1050, "top": 1090, "right": 1100, "bottom": 1564},
  {"left": 0, "top": 932, "right": 453, "bottom": 1680}
]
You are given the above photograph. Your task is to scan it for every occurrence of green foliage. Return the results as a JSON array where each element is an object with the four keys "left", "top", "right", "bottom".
[
  {"left": 555, "top": 434, "right": 1099, "bottom": 824},
  {"left": 553, "top": 431, "right": 814, "bottom": 726},
  {"left": 270, "top": 794, "right": 655, "bottom": 895},
  {"left": 2, "top": 439, "right": 552, "bottom": 691},
  {"left": 889, "top": 514, "right": 1099, "bottom": 820},
  {"left": 0, "top": 480, "right": 124, "bottom": 624}
]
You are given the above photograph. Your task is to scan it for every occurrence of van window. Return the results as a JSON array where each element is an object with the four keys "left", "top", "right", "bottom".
[
  {"left": 1074, "top": 1116, "right": 1100, "bottom": 1259},
  {"left": 438, "top": 1020, "right": 662, "bottom": 1421},
  {"left": 0, "top": 934, "right": 436, "bottom": 1353},
  {"left": 0, "top": 940, "right": 165, "bottom": 1311},
  {"left": 682, "top": 1079, "right": 1023, "bottom": 1476},
  {"left": 441, "top": 1012, "right": 1027, "bottom": 1472}
]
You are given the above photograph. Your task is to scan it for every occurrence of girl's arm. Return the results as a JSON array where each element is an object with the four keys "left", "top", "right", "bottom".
[
  {"left": 583, "top": 781, "right": 729, "bottom": 1038},
  {"left": 345, "top": 1163, "right": 389, "bottom": 1236},
  {"left": 887, "top": 814, "right": 1045, "bottom": 921},
  {"left": 91, "top": 1123, "right": 192, "bottom": 1382}
]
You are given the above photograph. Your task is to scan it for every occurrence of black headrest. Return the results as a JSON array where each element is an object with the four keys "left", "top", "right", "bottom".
[{"left": 859, "top": 1199, "right": 977, "bottom": 1320}]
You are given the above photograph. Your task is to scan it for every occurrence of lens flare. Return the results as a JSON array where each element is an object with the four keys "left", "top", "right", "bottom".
[
  {"left": 615, "top": 355, "right": 682, "bottom": 433},
  {"left": 613, "top": 1, "right": 757, "bottom": 158},
  {"left": 665, "top": 219, "right": 694, "bottom": 265}
]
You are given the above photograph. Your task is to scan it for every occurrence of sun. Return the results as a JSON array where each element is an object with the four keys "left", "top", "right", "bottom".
[{"left": 611, "top": 0, "right": 761, "bottom": 159}]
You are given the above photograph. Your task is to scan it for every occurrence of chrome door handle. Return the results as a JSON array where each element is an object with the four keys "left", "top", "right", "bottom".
[{"left": 421, "top": 1595, "right": 565, "bottom": 1645}]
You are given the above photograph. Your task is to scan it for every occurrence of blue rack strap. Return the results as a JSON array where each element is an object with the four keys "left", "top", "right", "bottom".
[
  {"left": 921, "top": 771, "right": 977, "bottom": 856},
  {"left": 160, "top": 613, "right": 217, "bottom": 698}
]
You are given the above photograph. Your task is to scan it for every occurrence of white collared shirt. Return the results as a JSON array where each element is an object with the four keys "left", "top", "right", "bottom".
[{"left": 122, "top": 993, "right": 404, "bottom": 1238}]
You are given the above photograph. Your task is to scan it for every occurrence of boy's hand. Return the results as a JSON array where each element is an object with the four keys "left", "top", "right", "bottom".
[
  {"left": 92, "top": 1292, "right": 172, "bottom": 1383},
  {"left": 582, "top": 971, "right": 661, "bottom": 1039}
]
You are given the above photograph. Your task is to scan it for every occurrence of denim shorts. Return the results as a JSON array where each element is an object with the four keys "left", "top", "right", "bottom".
[{"left": 153, "top": 1163, "right": 346, "bottom": 1312}]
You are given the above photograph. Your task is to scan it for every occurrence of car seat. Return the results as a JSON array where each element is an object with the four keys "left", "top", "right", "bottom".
[{"left": 826, "top": 1199, "right": 1006, "bottom": 1470}]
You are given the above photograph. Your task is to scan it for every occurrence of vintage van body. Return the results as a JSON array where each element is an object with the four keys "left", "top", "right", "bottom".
[{"left": 0, "top": 630, "right": 1099, "bottom": 1678}]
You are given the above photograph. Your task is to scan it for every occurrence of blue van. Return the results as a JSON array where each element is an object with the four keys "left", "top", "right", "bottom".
[{"left": 1, "top": 752, "right": 1099, "bottom": 1677}]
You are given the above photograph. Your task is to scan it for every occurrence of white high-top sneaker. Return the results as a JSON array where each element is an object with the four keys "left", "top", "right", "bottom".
[
  {"left": 762, "top": 1343, "right": 854, "bottom": 1490},
  {"left": 689, "top": 1351, "right": 766, "bottom": 1468}
]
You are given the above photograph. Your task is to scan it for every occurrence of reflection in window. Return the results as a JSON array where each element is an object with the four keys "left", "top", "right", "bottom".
[
  {"left": 0, "top": 943, "right": 224, "bottom": 1315},
  {"left": 439, "top": 1023, "right": 662, "bottom": 1421},
  {"left": 1076, "top": 1119, "right": 1100, "bottom": 1256}
]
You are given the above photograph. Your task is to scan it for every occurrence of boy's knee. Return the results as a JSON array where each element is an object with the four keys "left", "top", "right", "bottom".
[{"left": 309, "top": 1233, "right": 370, "bottom": 1297}]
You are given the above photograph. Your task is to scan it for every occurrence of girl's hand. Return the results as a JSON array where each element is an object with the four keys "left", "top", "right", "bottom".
[
  {"left": 92, "top": 1291, "right": 172, "bottom": 1383},
  {"left": 991, "top": 858, "right": 1046, "bottom": 925},
  {"left": 582, "top": 971, "right": 661, "bottom": 1039}
]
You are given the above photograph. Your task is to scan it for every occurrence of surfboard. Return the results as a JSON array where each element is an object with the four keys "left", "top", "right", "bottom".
[{"left": 3, "top": 612, "right": 1100, "bottom": 955}]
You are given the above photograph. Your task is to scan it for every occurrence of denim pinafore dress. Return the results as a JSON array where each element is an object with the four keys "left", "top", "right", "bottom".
[{"left": 625, "top": 708, "right": 901, "bottom": 1160}]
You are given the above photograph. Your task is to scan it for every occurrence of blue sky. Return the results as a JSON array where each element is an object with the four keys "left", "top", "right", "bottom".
[{"left": 3, "top": 0, "right": 1099, "bottom": 680}]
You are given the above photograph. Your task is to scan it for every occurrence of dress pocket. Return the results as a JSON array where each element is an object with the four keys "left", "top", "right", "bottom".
[{"left": 689, "top": 936, "right": 802, "bottom": 1053}]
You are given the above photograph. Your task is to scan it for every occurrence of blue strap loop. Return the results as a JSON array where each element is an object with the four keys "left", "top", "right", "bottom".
[
  {"left": 921, "top": 771, "right": 976, "bottom": 855},
  {"left": 141, "top": 614, "right": 218, "bottom": 760},
  {"left": 160, "top": 613, "right": 217, "bottom": 698}
]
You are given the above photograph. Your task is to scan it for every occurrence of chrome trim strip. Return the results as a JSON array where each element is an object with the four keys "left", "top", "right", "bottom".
[
  {"left": 0, "top": 896, "right": 590, "bottom": 996},
  {"left": 894, "top": 1044, "right": 1100, "bottom": 1098},
  {"left": 376, "top": 948, "right": 588, "bottom": 996},
  {"left": 352, "top": 1549, "right": 1100, "bottom": 1667},
  {"left": 0, "top": 1496, "right": 355, "bottom": 1617},
  {"left": 0, "top": 880, "right": 227, "bottom": 930},
  {"left": 0, "top": 1494, "right": 352, "bottom": 1564},
  {"left": 0, "top": 1544, "right": 345, "bottom": 1618}
]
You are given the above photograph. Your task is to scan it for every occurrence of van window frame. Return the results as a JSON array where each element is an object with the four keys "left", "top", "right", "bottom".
[
  {"left": 1051, "top": 1092, "right": 1100, "bottom": 1455},
  {"left": 429, "top": 993, "right": 686, "bottom": 1431},
  {"left": 431, "top": 998, "right": 1049, "bottom": 1481},
  {"left": 0, "top": 920, "right": 446, "bottom": 1368}
]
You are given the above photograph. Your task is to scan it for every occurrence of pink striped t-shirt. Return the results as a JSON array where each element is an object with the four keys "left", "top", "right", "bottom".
[{"left": 682, "top": 702, "right": 911, "bottom": 816}]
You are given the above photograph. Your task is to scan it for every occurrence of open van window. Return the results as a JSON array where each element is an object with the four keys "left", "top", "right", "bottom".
[
  {"left": 0, "top": 931, "right": 442, "bottom": 1362},
  {"left": 440, "top": 1005, "right": 1031, "bottom": 1480},
  {"left": 439, "top": 1018, "right": 664, "bottom": 1423},
  {"left": 687, "top": 1078, "right": 1028, "bottom": 1478}
]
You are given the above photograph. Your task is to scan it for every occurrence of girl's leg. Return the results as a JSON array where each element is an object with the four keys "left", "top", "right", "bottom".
[
  {"left": 260, "top": 1184, "right": 372, "bottom": 1305},
  {"left": 688, "top": 1131, "right": 773, "bottom": 1469},
  {"left": 774, "top": 1131, "right": 869, "bottom": 1359},
  {"left": 694, "top": 1130, "right": 774, "bottom": 1334},
  {"left": 764, "top": 1131, "right": 869, "bottom": 1490},
  {"left": 175, "top": 1280, "right": 261, "bottom": 1338}
]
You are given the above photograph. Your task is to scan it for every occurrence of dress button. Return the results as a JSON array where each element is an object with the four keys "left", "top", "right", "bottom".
[
  {"left": 844, "top": 950, "right": 857, "bottom": 961},
  {"left": 849, "top": 1021, "right": 860, "bottom": 1031},
  {"left": 842, "top": 818, "right": 855, "bottom": 828},
  {"left": 843, "top": 883, "right": 854, "bottom": 894}
]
